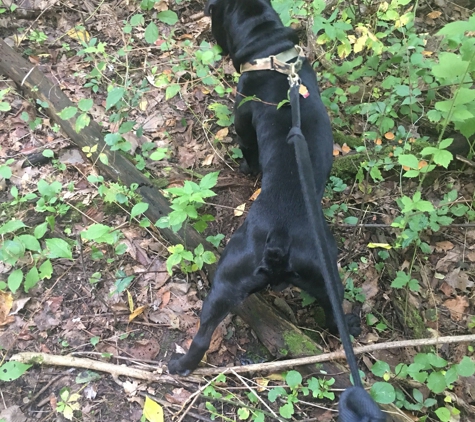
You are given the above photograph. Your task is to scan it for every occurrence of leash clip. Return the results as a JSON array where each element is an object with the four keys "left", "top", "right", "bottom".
[{"left": 288, "top": 63, "right": 300, "bottom": 87}]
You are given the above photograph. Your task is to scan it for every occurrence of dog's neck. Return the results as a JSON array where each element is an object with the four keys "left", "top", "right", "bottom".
[{"left": 219, "top": 2, "right": 298, "bottom": 70}]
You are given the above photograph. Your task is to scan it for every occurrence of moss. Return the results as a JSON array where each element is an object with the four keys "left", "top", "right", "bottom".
[
  {"left": 331, "top": 153, "right": 364, "bottom": 180},
  {"left": 333, "top": 131, "right": 364, "bottom": 149},
  {"left": 282, "top": 331, "right": 321, "bottom": 357}
]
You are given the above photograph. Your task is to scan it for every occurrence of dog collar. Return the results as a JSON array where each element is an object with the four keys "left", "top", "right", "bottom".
[{"left": 240, "top": 45, "right": 305, "bottom": 75}]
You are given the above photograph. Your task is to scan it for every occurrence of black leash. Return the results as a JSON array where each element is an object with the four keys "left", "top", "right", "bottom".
[{"left": 286, "top": 74, "right": 385, "bottom": 422}]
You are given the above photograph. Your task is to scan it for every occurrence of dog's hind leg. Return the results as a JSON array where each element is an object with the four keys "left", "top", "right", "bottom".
[{"left": 168, "top": 281, "right": 244, "bottom": 376}]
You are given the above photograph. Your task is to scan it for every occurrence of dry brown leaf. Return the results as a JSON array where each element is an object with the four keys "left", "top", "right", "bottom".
[
  {"left": 427, "top": 10, "right": 442, "bottom": 19},
  {"left": 127, "top": 339, "right": 161, "bottom": 360},
  {"left": 234, "top": 203, "right": 246, "bottom": 216},
  {"left": 249, "top": 188, "right": 261, "bottom": 201},
  {"left": 165, "top": 388, "right": 192, "bottom": 405},
  {"left": 202, "top": 153, "right": 214, "bottom": 166},
  {"left": 439, "top": 281, "right": 453, "bottom": 297},
  {"left": 435, "top": 241, "right": 455, "bottom": 252},
  {"left": 215, "top": 128, "right": 229, "bottom": 140},
  {"left": 0, "top": 291, "right": 13, "bottom": 326},
  {"left": 445, "top": 268, "right": 474, "bottom": 292},
  {"left": 443, "top": 296, "right": 468, "bottom": 321},
  {"left": 467, "top": 251, "right": 475, "bottom": 262},
  {"left": 129, "top": 305, "right": 148, "bottom": 322},
  {"left": 208, "top": 321, "right": 226, "bottom": 353}
]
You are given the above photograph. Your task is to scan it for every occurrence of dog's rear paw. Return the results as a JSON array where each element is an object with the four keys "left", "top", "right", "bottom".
[
  {"left": 345, "top": 313, "right": 361, "bottom": 337},
  {"left": 168, "top": 353, "right": 193, "bottom": 376}
]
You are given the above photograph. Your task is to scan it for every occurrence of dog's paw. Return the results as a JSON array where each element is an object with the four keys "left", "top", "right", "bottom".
[
  {"left": 168, "top": 354, "right": 192, "bottom": 376},
  {"left": 345, "top": 313, "right": 361, "bottom": 338},
  {"left": 239, "top": 159, "right": 259, "bottom": 175}
]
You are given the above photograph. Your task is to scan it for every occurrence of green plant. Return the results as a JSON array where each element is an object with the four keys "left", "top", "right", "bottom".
[
  {"left": 28, "top": 29, "right": 48, "bottom": 44},
  {"left": 370, "top": 353, "right": 475, "bottom": 421},
  {"left": 56, "top": 387, "right": 81, "bottom": 420},
  {"left": 156, "top": 171, "right": 219, "bottom": 233},
  {"left": 166, "top": 243, "right": 216, "bottom": 274}
]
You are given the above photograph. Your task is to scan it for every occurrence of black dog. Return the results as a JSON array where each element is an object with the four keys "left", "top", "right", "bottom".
[{"left": 169, "top": 0, "right": 385, "bottom": 420}]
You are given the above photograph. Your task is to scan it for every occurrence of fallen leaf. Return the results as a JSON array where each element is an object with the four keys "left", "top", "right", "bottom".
[
  {"left": 234, "top": 203, "right": 246, "bottom": 217},
  {"left": 467, "top": 251, "right": 475, "bottom": 262},
  {"left": 126, "top": 339, "right": 160, "bottom": 360},
  {"left": 249, "top": 188, "right": 261, "bottom": 201},
  {"left": 367, "top": 243, "right": 392, "bottom": 249},
  {"left": 445, "top": 268, "right": 474, "bottom": 292},
  {"left": 165, "top": 388, "right": 192, "bottom": 405},
  {"left": 0, "top": 291, "right": 13, "bottom": 326},
  {"left": 439, "top": 281, "right": 453, "bottom": 297},
  {"left": 215, "top": 128, "right": 229, "bottom": 140},
  {"left": 129, "top": 305, "right": 148, "bottom": 322},
  {"left": 67, "top": 27, "right": 90, "bottom": 43},
  {"left": 443, "top": 296, "right": 468, "bottom": 321},
  {"left": 202, "top": 153, "right": 214, "bottom": 166},
  {"left": 427, "top": 10, "right": 442, "bottom": 19},
  {"left": 435, "top": 241, "right": 454, "bottom": 252}
]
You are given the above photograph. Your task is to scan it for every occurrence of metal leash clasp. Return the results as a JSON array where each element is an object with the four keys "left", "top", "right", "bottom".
[{"left": 288, "top": 63, "right": 300, "bottom": 87}]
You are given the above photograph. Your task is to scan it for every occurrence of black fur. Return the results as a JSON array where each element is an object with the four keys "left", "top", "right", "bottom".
[{"left": 168, "top": 0, "right": 361, "bottom": 376}]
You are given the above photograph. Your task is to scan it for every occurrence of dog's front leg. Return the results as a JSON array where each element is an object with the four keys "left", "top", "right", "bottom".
[
  {"left": 234, "top": 101, "right": 260, "bottom": 174},
  {"left": 168, "top": 282, "right": 241, "bottom": 376}
]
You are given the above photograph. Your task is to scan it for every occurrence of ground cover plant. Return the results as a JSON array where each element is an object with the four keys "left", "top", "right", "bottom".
[{"left": 0, "top": 0, "right": 474, "bottom": 421}]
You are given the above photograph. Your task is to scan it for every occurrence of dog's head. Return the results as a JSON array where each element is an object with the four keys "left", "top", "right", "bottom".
[{"left": 204, "top": 0, "right": 280, "bottom": 66}]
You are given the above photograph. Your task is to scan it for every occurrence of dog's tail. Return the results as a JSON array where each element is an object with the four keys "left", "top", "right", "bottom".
[
  {"left": 255, "top": 229, "right": 292, "bottom": 279},
  {"left": 287, "top": 87, "right": 385, "bottom": 422}
]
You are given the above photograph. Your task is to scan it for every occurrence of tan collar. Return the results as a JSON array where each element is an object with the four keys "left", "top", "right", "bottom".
[{"left": 240, "top": 45, "right": 305, "bottom": 75}]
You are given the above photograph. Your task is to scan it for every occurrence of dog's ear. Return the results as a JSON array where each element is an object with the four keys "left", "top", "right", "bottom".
[{"left": 204, "top": 0, "right": 218, "bottom": 16}]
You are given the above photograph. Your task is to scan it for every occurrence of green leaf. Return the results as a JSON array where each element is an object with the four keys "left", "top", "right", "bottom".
[
  {"left": 398, "top": 154, "right": 419, "bottom": 169},
  {"left": 157, "top": 10, "right": 178, "bottom": 25},
  {"left": 371, "top": 361, "right": 391, "bottom": 377},
  {"left": 267, "top": 386, "right": 286, "bottom": 402},
  {"left": 434, "top": 407, "right": 451, "bottom": 422},
  {"left": 130, "top": 14, "right": 144, "bottom": 26},
  {"left": 166, "top": 84, "right": 181, "bottom": 100},
  {"left": 426, "top": 371, "right": 446, "bottom": 394},
  {"left": 144, "top": 22, "right": 159, "bottom": 44},
  {"left": 0, "top": 361, "right": 32, "bottom": 381},
  {"left": 344, "top": 216, "right": 358, "bottom": 225},
  {"left": 75, "top": 113, "right": 90, "bottom": 132},
  {"left": 106, "top": 87, "right": 125, "bottom": 110},
  {"left": 200, "top": 171, "right": 220, "bottom": 189},
  {"left": 45, "top": 238, "right": 73, "bottom": 259},
  {"left": 8, "top": 269, "right": 23, "bottom": 293},
  {"left": 24, "top": 266, "right": 40, "bottom": 292},
  {"left": 279, "top": 402, "right": 294, "bottom": 418},
  {"left": 456, "top": 356, "right": 475, "bottom": 377},
  {"left": 286, "top": 370, "right": 302, "bottom": 388},
  {"left": 433, "top": 149, "right": 453, "bottom": 168},
  {"left": 0, "top": 220, "right": 26, "bottom": 235},
  {"left": 391, "top": 271, "right": 410, "bottom": 288},
  {"left": 237, "top": 407, "right": 250, "bottom": 420},
  {"left": 370, "top": 382, "right": 396, "bottom": 404},
  {"left": 206, "top": 234, "right": 224, "bottom": 248},
  {"left": 202, "top": 251, "right": 216, "bottom": 264},
  {"left": 81, "top": 224, "right": 112, "bottom": 241},
  {"left": 131, "top": 202, "right": 149, "bottom": 219},
  {"left": 17, "top": 234, "right": 41, "bottom": 252},
  {"left": 34, "top": 222, "right": 48, "bottom": 239},
  {"left": 78, "top": 98, "right": 93, "bottom": 112},
  {"left": 39, "top": 259, "right": 53, "bottom": 279},
  {"left": 57, "top": 106, "right": 77, "bottom": 120}
]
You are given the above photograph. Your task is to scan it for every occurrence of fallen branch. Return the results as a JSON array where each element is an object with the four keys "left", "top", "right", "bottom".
[
  {"left": 191, "top": 333, "right": 475, "bottom": 375},
  {"left": 12, "top": 333, "right": 475, "bottom": 378}
]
